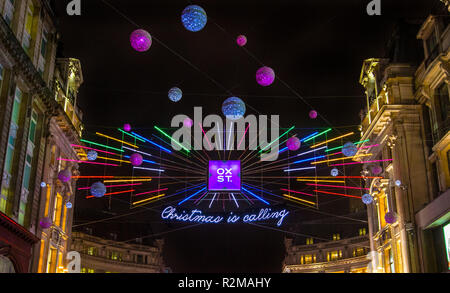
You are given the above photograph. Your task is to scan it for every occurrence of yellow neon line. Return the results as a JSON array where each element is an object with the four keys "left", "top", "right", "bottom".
[
  {"left": 283, "top": 194, "right": 316, "bottom": 205},
  {"left": 96, "top": 132, "right": 139, "bottom": 148},
  {"left": 104, "top": 179, "right": 153, "bottom": 183},
  {"left": 80, "top": 154, "right": 131, "bottom": 164},
  {"left": 133, "top": 194, "right": 165, "bottom": 205},
  {"left": 297, "top": 179, "right": 346, "bottom": 183},
  {"left": 310, "top": 154, "right": 372, "bottom": 165},
  {"left": 310, "top": 132, "right": 354, "bottom": 148}
]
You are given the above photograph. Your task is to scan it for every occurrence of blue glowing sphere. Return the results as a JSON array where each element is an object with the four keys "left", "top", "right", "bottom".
[
  {"left": 331, "top": 168, "right": 339, "bottom": 177},
  {"left": 40, "top": 182, "right": 47, "bottom": 188},
  {"left": 362, "top": 193, "right": 373, "bottom": 205},
  {"left": 87, "top": 150, "right": 98, "bottom": 161},
  {"left": 168, "top": 87, "right": 183, "bottom": 102},
  {"left": 222, "top": 97, "right": 246, "bottom": 120},
  {"left": 90, "top": 182, "right": 107, "bottom": 198},
  {"left": 66, "top": 202, "right": 73, "bottom": 209},
  {"left": 342, "top": 142, "right": 358, "bottom": 157},
  {"left": 181, "top": 5, "right": 207, "bottom": 32}
]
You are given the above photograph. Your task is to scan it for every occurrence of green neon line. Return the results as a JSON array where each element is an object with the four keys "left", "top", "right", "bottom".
[
  {"left": 303, "top": 128, "right": 332, "bottom": 143},
  {"left": 154, "top": 126, "right": 190, "bottom": 152},
  {"left": 117, "top": 128, "right": 145, "bottom": 142},
  {"left": 80, "top": 139, "right": 124, "bottom": 152},
  {"left": 259, "top": 126, "right": 295, "bottom": 153},
  {"left": 325, "top": 139, "right": 370, "bottom": 152}
]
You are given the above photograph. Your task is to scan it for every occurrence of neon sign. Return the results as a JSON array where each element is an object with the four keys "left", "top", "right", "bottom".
[
  {"left": 161, "top": 206, "right": 289, "bottom": 227},
  {"left": 208, "top": 160, "right": 241, "bottom": 191}
]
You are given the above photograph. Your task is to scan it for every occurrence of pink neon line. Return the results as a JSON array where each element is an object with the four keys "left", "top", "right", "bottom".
[
  {"left": 306, "top": 183, "right": 370, "bottom": 190},
  {"left": 330, "top": 159, "right": 392, "bottom": 166},
  {"left": 78, "top": 183, "right": 143, "bottom": 191},
  {"left": 57, "top": 158, "right": 118, "bottom": 166},
  {"left": 237, "top": 123, "right": 251, "bottom": 149},
  {"left": 199, "top": 123, "right": 213, "bottom": 150},
  {"left": 134, "top": 188, "right": 169, "bottom": 196},
  {"left": 71, "top": 144, "right": 120, "bottom": 156},
  {"left": 358, "top": 144, "right": 380, "bottom": 149},
  {"left": 280, "top": 188, "right": 315, "bottom": 197}
]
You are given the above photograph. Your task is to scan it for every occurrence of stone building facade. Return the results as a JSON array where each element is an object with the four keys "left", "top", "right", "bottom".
[
  {"left": 356, "top": 14, "right": 450, "bottom": 273},
  {"left": 71, "top": 232, "right": 165, "bottom": 273}
]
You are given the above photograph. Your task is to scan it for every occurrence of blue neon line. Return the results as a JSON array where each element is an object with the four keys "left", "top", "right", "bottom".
[
  {"left": 131, "top": 132, "right": 172, "bottom": 153},
  {"left": 178, "top": 187, "right": 207, "bottom": 205},
  {"left": 241, "top": 187, "right": 270, "bottom": 205},
  {"left": 242, "top": 184, "right": 279, "bottom": 198},
  {"left": 293, "top": 155, "right": 325, "bottom": 164},
  {"left": 231, "top": 193, "right": 239, "bottom": 208},
  {"left": 123, "top": 155, "right": 158, "bottom": 165},
  {"left": 176, "top": 183, "right": 207, "bottom": 193},
  {"left": 301, "top": 132, "right": 319, "bottom": 142},
  {"left": 279, "top": 147, "right": 288, "bottom": 154}
]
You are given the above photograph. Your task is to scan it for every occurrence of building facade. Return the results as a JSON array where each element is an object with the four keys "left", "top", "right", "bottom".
[
  {"left": 283, "top": 234, "right": 370, "bottom": 273},
  {"left": 71, "top": 232, "right": 165, "bottom": 273},
  {"left": 0, "top": 0, "right": 84, "bottom": 273},
  {"left": 356, "top": 14, "right": 449, "bottom": 273}
]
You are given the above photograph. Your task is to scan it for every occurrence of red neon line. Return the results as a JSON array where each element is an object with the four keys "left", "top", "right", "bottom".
[
  {"left": 335, "top": 176, "right": 383, "bottom": 179},
  {"left": 330, "top": 159, "right": 392, "bottom": 167},
  {"left": 199, "top": 123, "right": 213, "bottom": 150},
  {"left": 73, "top": 176, "right": 115, "bottom": 179},
  {"left": 134, "top": 188, "right": 169, "bottom": 196},
  {"left": 57, "top": 158, "right": 119, "bottom": 166},
  {"left": 237, "top": 123, "right": 251, "bottom": 149},
  {"left": 71, "top": 144, "right": 120, "bottom": 156},
  {"left": 86, "top": 189, "right": 135, "bottom": 199},
  {"left": 306, "top": 183, "right": 370, "bottom": 190},
  {"left": 313, "top": 190, "right": 362, "bottom": 199},
  {"left": 280, "top": 188, "right": 315, "bottom": 197},
  {"left": 78, "top": 183, "right": 143, "bottom": 191}
]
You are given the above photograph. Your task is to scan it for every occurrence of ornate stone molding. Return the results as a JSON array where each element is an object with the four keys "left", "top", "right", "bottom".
[{"left": 440, "top": 0, "right": 450, "bottom": 12}]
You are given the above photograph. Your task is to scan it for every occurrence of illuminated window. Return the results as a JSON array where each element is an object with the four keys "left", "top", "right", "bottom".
[
  {"left": 353, "top": 247, "right": 366, "bottom": 257},
  {"left": 359, "top": 228, "right": 367, "bottom": 236},
  {"left": 396, "top": 240, "right": 403, "bottom": 273},
  {"left": 384, "top": 247, "right": 395, "bottom": 273},
  {"left": 306, "top": 237, "right": 314, "bottom": 245},
  {"left": 87, "top": 247, "right": 97, "bottom": 256},
  {"left": 47, "top": 247, "right": 58, "bottom": 273},
  {"left": 80, "top": 267, "right": 86, "bottom": 273},
  {"left": 327, "top": 250, "right": 342, "bottom": 262},
  {"left": 332, "top": 233, "right": 341, "bottom": 241},
  {"left": 22, "top": 2, "right": 34, "bottom": 54},
  {"left": 110, "top": 251, "right": 122, "bottom": 261},
  {"left": 378, "top": 193, "right": 388, "bottom": 229},
  {"left": 87, "top": 268, "right": 94, "bottom": 273},
  {"left": 53, "top": 194, "right": 63, "bottom": 227}
]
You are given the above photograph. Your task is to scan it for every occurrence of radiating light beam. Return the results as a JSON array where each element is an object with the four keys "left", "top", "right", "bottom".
[
  {"left": 306, "top": 183, "right": 370, "bottom": 190},
  {"left": 57, "top": 158, "right": 118, "bottom": 166},
  {"left": 133, "top": 194, "right": 166, "bottom": 205},
  {"left": 297, "top": 179, "right": 346, "bottom": 183},
  {"left": 310, "top": 154, "right": 372, "bottom": 165},
  {"left": 135, "top": 188, "right": 169, "bottom": 196},
  {"left": 302, "top": 128, "right": 332, "bottom": 143},
  {"left": 283, "top": 166, "right": 316, "bottom": 172},
  {"left": 296, "top": 146, "right": 327, "bottom": 158},
  {"left": 325, "top": 139, "right": 370, "bottom": 152},
  {"left": 310, "top": 132, "right": 354, "bottom": 148},
  {"left": 80, "top": 139, "right": 124, "bottom": 153},
  {"left": 237, "top": 123, "right": 251, "bottom": 150},
  {"left": 282, "top": 194, "right": 316, "bottom": 205},
  {"left": 280, "top": 188, "right": 316, "bottom": 197},
  {"left": 103, "top": 179, "right": 153, "bottom": 183},
  {"left": 178, "top": 187, "right": 207, "bottom": 205},
  {"left": 292, "top": 155, "right": 326, "bottom": 164},
  {"left": 259, "top": 126, "right": 295, "bottom": 153},
  {"left": 241, "top": 187, "right": 270, "bottom": 205},
  {"left": 86, "top": 189, "right": 135, "bottom": 199},
  {"left": 300, "top": 132, "right": 319, "bottom": 142},
  {"left": 122, "top": 146, "right": 153, "bottom": 157},
  {"left": 330, "top": 159, "right": 393, "bottom": 167},
  {"left": 78, "top": 183, "right": 142, "bottom": 190},
  {"left": 117, "top": 128, "right": 146, "bottom": 142},
  {"left": 133, "top": 167, "right": 165, "bottom": 172},
  {"left": 123, "top": 155, "right": 157, "bottom": 165},
  {"left": 313, "top": 190, "right": 362, "bottom": 199},
  {"left": 154, "top": 126, "right": 190, "bottom": 153},
  {"left": 231, "top": 193, "right": 239, "bottom": 208},
  {"left": 131, "top": 132, "right": 172, "bottom": 153},
  {"left": 209, "top": 193, "right": 217, "bottom": 208},
  {"left": 71, "top": 144, "right": 120, "bottom": 156},
  {"left": 96, "top": 132, "right": 139, "bottom": 148}
]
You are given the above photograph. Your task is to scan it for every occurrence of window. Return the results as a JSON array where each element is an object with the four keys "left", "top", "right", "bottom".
[
  {"left": 22, "top": 2, "right": 34, "bottom": 54},
  {"left": 396, "top": 240, "right": 403, "bottom": 273},
  {"left": 378, "top": 193, "right": 388, "bottom": 229},
  {"left": 353, "top": 247, "right": 366, "bottom": 257},
  {"left": 306, "top": 237, "right": 314, "bottom": 245},
  {"left": 87, "top": 247, "right": 97, "bottom": 256},
  {"left": 3, "top": 0, "right": 15, "bottom": 27},
  {"left": 0, "top": 64, "right": 3, "bottom": 89},
  {"left": 327, "top": 250, "right": 342, "bottom": 262},
  {"left": 136, "top": 254, "right": 144, "bottom": 264},
  {"left": 303, "top": 254, "right": 315, "bottom": 264},
  {"left": 87, "top": 268, "right": 95, "bottom": 273},
  {"left": 47, "top": 247, "right": 58, "bottom": 273},
  {"left": 110, "top": 251, "right": 122, "bottom": 261},
  {"left": 38, "top": 28, "right": 48, "bottom": 76},
  {"left": 53, "top": 194, "right": 62, "bottom": 227},
  {"left": 359, "top": 228, "right": 367, "bottom": 236},
  {"left": 436, "top": 83, "right": 449, "bottom": 123},
  {"left": 384, "top": 247, "right": 395, "bottom": 273},
  {"left": 332, "top": 233, "right": 341, "bottom": 241}
]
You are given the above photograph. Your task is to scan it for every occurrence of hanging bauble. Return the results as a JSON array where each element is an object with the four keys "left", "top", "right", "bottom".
[
  {"left": 58, "top": 169, "right": 71, "bottom": 183},
  {"left": 39, "top": 217, "right": 52, "bottom": 229},
  {"left": 87, "top": 150, "right": 98, "bottom": 161},
  {"left": 309, "top": 110, "right": 318, "bottom": 119},
  {"left": 123, "top": 124, "right": 132, "bottom": 132},
  {"left": 40, "top": 182, "right": 47, "bottom": 188},
  {"left": 371, "top": 165, "right": 383, "bottom": 175},
  {"left": 222, "top": 97, "right": 246, "bottom": 120},
  {"left": 181, "top": 5, "right": 207, "bottom": 32},
  {"left": 130, "top": 29, "right": 152, "bottom": 52},
  {"left": 286, "top": 137, "right": 301, "bottom": 151},
  {"left": 66, "top": 202, "right": 73, "bottom": 209},
  {"left": 256, "top": 66, "right": 275, "bottom": 87},
  {"left": 342, "top": 142, "right": 358, "bottom": 157},
  {"left": 130, "top": 153, "right": 143, "bottom": 166},
  {"left": 385, "top": 211, "right": 398, "bottom": 224},
  {"left": 90, "top": 182, "right": 107, "bottom": 198},
  {"left": 168, "top": 87, "right": 183, "bottom": 102},
  {"left": 362, "top": 193, "right": 373, "bottom": 205},
  {"left": 331, "top": 168, "right": 339, "bottom": 177},
  {"left": 236, "top": 35, "right": 247, "bottom": 46}
]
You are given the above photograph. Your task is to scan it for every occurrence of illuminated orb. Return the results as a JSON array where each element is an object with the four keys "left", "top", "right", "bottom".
[
  {"left": 87, "top": 150, "right": 98, "bottom": 161},
  {"left": 237, "top": 35, "right": 247, "bottom": 46},
  {"left": 385, "top": 211, "right": 397, "bottom": 224},
  {"left": 123, "top": 123, "right": 132, "bottom": 132},
  {"left": 66, "top": 202, "right": 73, "bottom": 209},
  {"left": 39, "top": 217, "right": 52, "bottom": 229},
  {"left": 168, "top": 87, "right": 183, "bottom": 102},
  {"left": 286, "top": 137, "right": 301, "bottom": 151},
  {"left": 342, "top": 142, "right": 358, "bottom": 157},
  {"left": 371, "top": 165, "right": 383, "bottom": 175},
  {"left": 331, "top": 168, "right": 339, "bottom": 177},
  {"left": 90, "top": 182, "right": 107, "bottom": 198},
  {"left": 130, "top": 153, "right": 143, "bottom": 166},
  {"left": 362, "top": 193, "right": 373, "bottom": 205},
  {"left": 58, "top": 169, "right": 71, "bottom": 183},
  {"left": 130, "top": 29, "right": 152, "bottom": 52},
  {"left": 40, "top": 182, "right": 47, "bottom": 188},
  {"left": 395, "top": 180, "right": 402, "bottom": 187},
  {"left": 309, "top": 110, "right": 318, "bottom": 119},
  {"left": 256, "top": 66, "right": 275, "bottom": 87},
  {"left": 183, "top": 117, "right": 193, "bottom": 128},
  {"left": 181, "top": 5, "right": 207, "bottom": 32},
  {"left": 222, "top": 97, "right": 246, "bottom": 120}
]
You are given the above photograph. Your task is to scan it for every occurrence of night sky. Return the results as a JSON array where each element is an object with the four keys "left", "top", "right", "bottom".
[{"left": 54, "top": 0, "right": 443, "bottom": 272}]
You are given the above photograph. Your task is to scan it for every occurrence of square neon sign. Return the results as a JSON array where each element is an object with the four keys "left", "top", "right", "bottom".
[{"left": 208, "top": 160, "right": 241, "bottom": 191}]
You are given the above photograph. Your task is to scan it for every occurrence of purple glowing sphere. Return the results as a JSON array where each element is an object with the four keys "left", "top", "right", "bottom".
[
  {"left": 256, "top": 66, "right": 275, "bottom": 87},
  {"left": 123, "top": 124, "right": 131, "bottom": 132},
  {"left": 237, "top": 35, "right": 247, "bottom": 47},
  {"left": 371, "top": 165, "right": 383, "bottom": 175},
  {"left": 183, "top": 117, "right": 193, "bottom": 128},
  {"left": 58, "top": 169, "right": 71, "bottom": 183},
  {"left": 130, "top": 29, "right": 152, "bottom": 52},
  {"left": 39, "top": 217, "right": 52, "bottom": 229},
  {"left": 309, "top": 110, "right": 318, "bottom": 119},
  {"left": 130, "top": 153, "right": 143, "bottom": 167},
  {"left": 385, "top": 211, "right": 397, "bottom": 224},
  {"left": 286, "top": 137, "right": 301, "bottom": 151}
]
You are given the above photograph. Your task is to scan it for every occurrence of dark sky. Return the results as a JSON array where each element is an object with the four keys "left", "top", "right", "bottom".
[{"left": 54, "top": 0, "right": 444, "bottom": 272}]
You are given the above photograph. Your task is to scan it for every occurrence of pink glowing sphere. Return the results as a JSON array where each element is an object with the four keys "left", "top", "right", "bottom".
[
  {"left": 183, "top": 117, "right": 193, "bottom": 128},
  {"left": 58, "top": 169, "right": 71, "bottom": 183},
  {"left": 39, "top": 217, "right": 52, "bottom": 229},
  {"left": 371, "top": 165, "right": 383, "bottom": 175},
  {"left": 256, "top": 66, "right": 275, "bottom": 87},
  {"left": 129, "top": 153, "right": 143, "bottom": 167},
  {"left": 236, "top": 35, "right": 247, "bottom": 47},
  {"left": 286, "top": 137, "right": 301, "bottom": 151},
  {"left": 130, "top": 29, "right": 152, "bottom": 52},
  {"left": 309, "top": 110, "right": 318, "bottom": 119},
  {"left": 385, "top": 212, "right": 397, "bottom": 224},
  {"left": 123, "top": 124, "right": 131, "bottom": 132}
]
